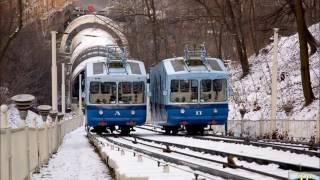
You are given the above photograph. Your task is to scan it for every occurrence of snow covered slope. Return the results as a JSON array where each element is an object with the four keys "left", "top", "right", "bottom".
[{"left": 229, "top": 23, "right": 320, "bottom": 121}]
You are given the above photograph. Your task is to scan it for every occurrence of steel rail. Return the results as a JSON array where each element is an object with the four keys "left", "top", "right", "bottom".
[
  {"left": 98, "top": 134, "right": 275, "bottom": 180},
  {"left": 137, "top": 126, "right": 320, "bottom": 157},
  {"left": 121, "top": 136, "right": 288, "bottom": 180},
  {"left": 132, "top": 133, "right": 320, "bottom": 172}
]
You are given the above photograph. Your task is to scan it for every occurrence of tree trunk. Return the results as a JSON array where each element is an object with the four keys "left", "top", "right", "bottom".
[
  {"left": 249, "top": 0, "right": 259, "bottom": 56},
  {"left": 287, "top": 0, "right": 319, "bottom": 55},
  {"left": 144, "top": 0, "right": 159, "bottom": 64},
  {"left": 226, "top": 0, "right": 249, "bottom": 77},
  {"left": 0, "top": 0, "right": 23, "bottom": 62},
  {"left": 218, "top": 25, "right": 223, "bottom": 59},
  {"left": 294, "top": 0, "right": 315, "bottom": 105}
]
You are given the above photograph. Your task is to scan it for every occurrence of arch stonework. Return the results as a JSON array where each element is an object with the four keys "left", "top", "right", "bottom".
[
  {"left": 62, "top": 15, "right": 130, "bottom": 104},
  {"left": 59, "top": 14, "right": 128, "bottom": 55}
]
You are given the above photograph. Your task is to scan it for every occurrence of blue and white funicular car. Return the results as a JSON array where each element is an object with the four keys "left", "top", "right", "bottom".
[
  {"left": 150, "top": 45, "right": 230, "bottom": 135},
  {"left": 85, "top": 46, "right": 147, "bottom": 134}
]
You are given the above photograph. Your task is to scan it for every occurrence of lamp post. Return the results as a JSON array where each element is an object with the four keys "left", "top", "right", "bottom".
[
  {"left": 36, "top": 104, "right": 51, "bottom": 173},
  {"left": 61, "top": 63, "right": 66, "bottom": 114},
  {"left": 37, "top": 105, "right": 52, "bottom": 124},
  {"left": 271, "top": 28, "right": 279, "bottom": 134},
  {"left": 78, "top": 74, "right": 83, "bottom": 115},
  {"left": 57, "top": 113, "right": 64, "bottom": 122},
  {"left": 51, "top": 31, "right": 58, "bottom": 112},
  {"left": 66, "top": 62, "right": 72, "bottom": 110},
  {"left": 11, "top": 94, "right": 35, "bottom": 127},
  {"left": 11, "top": 94, "right": 34, "bottom": 179},
  {"left": 49, "top": 110, "right": 58, "bottom": 124}
]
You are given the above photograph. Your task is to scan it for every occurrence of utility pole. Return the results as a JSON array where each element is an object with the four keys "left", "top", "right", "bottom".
[
  {"left": 61, "top": 63, "right": 65, "bottom": 114},
  {"left": 51, "top": 31, "right": 58, "bottom": 111},
  {"left": 271, "top": 28, "right": 279, "bottom": 133},
  {"left": 78, "top": 74, "right": 82, "bottom": 115}
]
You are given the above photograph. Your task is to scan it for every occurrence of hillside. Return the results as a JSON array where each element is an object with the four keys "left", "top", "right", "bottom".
[{"left": 228, "top": 23, "right": 320, "bottom": 121}]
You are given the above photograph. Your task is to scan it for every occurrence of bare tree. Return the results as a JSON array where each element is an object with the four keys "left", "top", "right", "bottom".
[
  {"left": 0, "top": 0, "right": 23, "bottom": 62},
  {"left": 144, "top": 0, "right": 160, "bottom": 64},
  {"left": 194, "top": 0, "right": 250, "bottom": 77},
  {"left": 226, "top": 0, "right": 249, "bottom": 77},
  {"left": 293, "top": 0, "right": 315, "bottom": 105},
  {"left": 286, "top": 0, "right": 320, "bottom": 55}
]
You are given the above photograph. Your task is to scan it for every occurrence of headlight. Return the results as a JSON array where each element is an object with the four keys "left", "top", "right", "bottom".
[
  {"left": 180, "top": 108, "right": 185, "bottom": 114},
  {"left": 131, "top": 110, "right": 135, "bottom": 115},
  {"left": 213, "top": 108, "right": 218, "bottom": 113},
  {"left": 98, "top": 110, "right": 103, "bottom": 115}
]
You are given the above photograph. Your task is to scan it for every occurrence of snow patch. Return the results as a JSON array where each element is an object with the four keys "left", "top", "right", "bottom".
[{"left": 229, "top": 23, "right": 320, "bottom": 121}]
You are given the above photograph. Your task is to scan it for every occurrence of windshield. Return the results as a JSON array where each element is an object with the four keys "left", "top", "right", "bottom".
[
  {"left": 170, "top": 79, "right": 227, "bottom": 103},
  {"left": 200, "top": 79, "right": 227, "bottom": 102},
  {"left": 118, "top": 81, "right": 145, "bottom": 104},
  {"left": 89, "top": 82, "right": 116, "bottom": 104},
  {"left": 89, "top": 81, "right": 145, "bottom": 104},
  {"left": 170, "top": 80, "right": 198, "bottom": 103}
]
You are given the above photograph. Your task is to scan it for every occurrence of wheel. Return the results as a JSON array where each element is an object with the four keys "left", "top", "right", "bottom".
[
  {"left": 186, "top": 126, "right": 196, "bottom": 135},
  {"left": 171, "top": 127, "right": 179, "bottom": 135},
  {"left": 164, "top": 127, "right": 171, "bottom": 135},
  {"left": 120, "top": 126, "right": 131, "bottom": 135},
  {"left": 92, "top": 126, "right": 106, "bottom": 134},
  {"left": 199, "top": 127, "right": 204, "bottom": 135},
  {"left": 85, "top": 125, "right": 90, "bottom": 132},
  {"left": 109, "top": 126, "right": 115, "bottom": 134}
]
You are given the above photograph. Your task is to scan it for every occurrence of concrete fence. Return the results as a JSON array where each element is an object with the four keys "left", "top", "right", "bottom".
[
  {"left": 0, "top": 113, "right": 83, "bottom": 180},
  {"left": 212, "top": 119, "right": 320, "bottom": 142}
]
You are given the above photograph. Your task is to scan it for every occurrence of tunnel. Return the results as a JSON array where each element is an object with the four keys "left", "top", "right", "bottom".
[{"left": 59, "top": 14, "right": 129, "bottom": 106}]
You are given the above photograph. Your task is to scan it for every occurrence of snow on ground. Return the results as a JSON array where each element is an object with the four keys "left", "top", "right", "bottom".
[
  {"left": 104, "top": 136, "right": 283, "bottom": 180},
  {"left": 229, "top": 23, "right": 320, "bottom": 120},
  {"left": 32, "top": 126, "right": 111, "bottom": 180},
  {"left": 133, "top": 128, "right": 320, "bottom": 169},
  {"left": 97, "top": 137, "right": 217, "bottom": 180}
]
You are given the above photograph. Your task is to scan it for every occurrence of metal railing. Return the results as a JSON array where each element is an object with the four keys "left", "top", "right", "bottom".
[{"left": 211, "top": 119, "right": 319, "bottom": 142}]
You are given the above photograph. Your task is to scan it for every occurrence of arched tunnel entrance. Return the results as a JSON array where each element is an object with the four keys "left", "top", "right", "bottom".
[{"left": 60, "top": 14, "right": 129, "bottom": 107}]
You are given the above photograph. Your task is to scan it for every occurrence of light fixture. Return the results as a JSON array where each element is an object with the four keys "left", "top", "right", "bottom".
[
  {"left": 98, "top": 110, "right": 104, "bottom": 115},
  {"left": 131, "top": 110, "right": 135, "bottom": 115}
]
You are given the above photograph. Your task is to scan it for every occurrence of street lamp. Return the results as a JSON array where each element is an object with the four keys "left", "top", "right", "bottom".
[
  {"left": 66, "top": 62, "right": 72, "bottom": 109},
  {"left": 37, "top": 105, "right": 52, "bottom": 123},
  {"left": 49, "top": 110, "right": 58, "bottom": 124},
  {"left": 61, "top": 63, "right": 66, "bottom": 114},
  {"left": 51, "top": 31, "right": 58, "bottom": 112},
  {"left": 57, "top": 112, "right": 64, "bottom": 122},
  {"left": 11, "top": 94, "right": 35, "bottom": 127}
]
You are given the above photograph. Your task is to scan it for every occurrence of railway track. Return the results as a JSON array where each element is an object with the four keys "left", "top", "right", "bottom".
[
  {"left": 130, "top": 134, "right": 320, "bottom": 172},
  {"left": 138, "top": 125, "right": 320, "bottom": 158},
  {"left": 95, "top": 133, "right": 288, "bottom": 180},
  {"left": 89, "top": 128, "right": 320, "bottom": 179}
]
